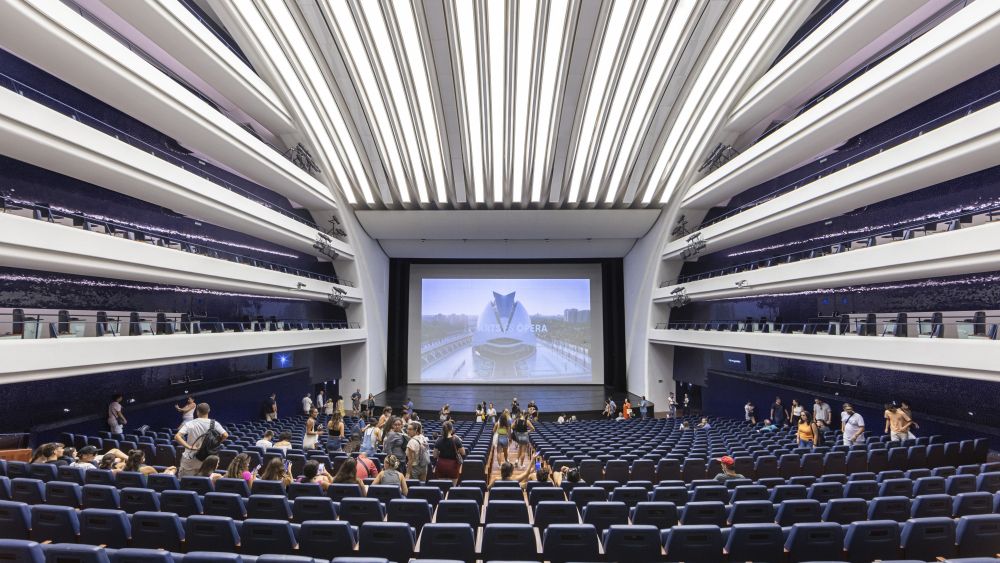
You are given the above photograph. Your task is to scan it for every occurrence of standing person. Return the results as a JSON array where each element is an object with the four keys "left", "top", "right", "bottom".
[
  {"left": 107, "top": 393, "right": 126, "bottom": 434},
  {"left": 316, "top": 390, "right": 325, "bottom": 414},
  {"left": 622, "top": 398, "right": 632, "bottom": 420},
  {"left": 175, "top": 396, "right": 196, "bottom": 428},
  {"left": 683, "top": 394, "right": 690, "bottom": 415},
  {"left": 513, "top": 414, "right": 535, "bottom": 467},
  {"left": 378, "top": 407, "right": 394, "bottom": 429},
  {"left": 608, "top": 397, "right": 618, "bottom": 418},
  {"left": 770, "top": 397, "right": 788, "bottom": 428},
  {"left": 359, "top": 416, "right": 380, "bottom": 456},
  {"left": 884, "top": 403, "right": 912, "bottom": 442},
  {"left": 475, "top": 403, "right": 485, "bottom": 423},
  {"left": 494, "top": 410, "right": 512, "bottom": 465},
  {"left": 405, "top": 421, "right": 430, "bottom": 482},
  {"left": 486, "top": 403, "right": 497, "bottom": 424},
  {"left": 439, "top": 404, "right": 450, "bottom": 421},
  {"left": 841, "top": 403, "right": 866, "bottom": 446},
  {"left": 744, "top": 401, "right": 756, "bottom": 424},
  {"left": 667, "top": 393, "right": 677, "bottom": 419},
  {"left": 324, "top": 397, "right": 335, "bottom": 416},
  {"left": 262, "top": 393, "right": 277, "bottom": 421},
  {"left": 366, "top": 393, "right": 376, "bottom": 413},
  {"left": 797, "top": 411, "right": 819, "bottom": 448},
  {"left": 791, "top": 399, "right": 803, "bottom": 419},
  {"left": 900, "top": 400, "right": 919, "bottom": 439},
  {"left": 511, "top": 398, "right": 521, "bottom": 417},
  {"left": 351, "top": 389, "right": 362, "bottom": 416},
  {"left": 303, "top": 408, "right": 322, "bottom": 450},
  {"left": 602, "top": 399, "right": 611, "bottom": 418},
  {"left": 301, "top": 393, "right": 313, "bottom": 415},
  {"left": 336, "top": 395, "right": 345, "bottom": 418},
  {"left": 639, "top": 396, "right": 651, "bottom": 419},
  {"left": 326, "top": 412, "right": 345, "bottom": 452},
  {"left": 405, "top": 398, "right": 414, "bottom": 414},
  {"left": 174, "top": 403, "right": 228, "bottom": 477},
  {"left": 383, "top": 418, "right": 407, "bottom": 466},
  {"left": 434, "top": 420, "right": 465, "bottom": 482},
  {"left": 813, "top": 398, "right": 832, "bottom": 426}
]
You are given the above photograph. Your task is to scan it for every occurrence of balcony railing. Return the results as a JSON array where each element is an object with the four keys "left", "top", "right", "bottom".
[
  {"left": 1, "top": 195, "right": 355, "bottom": 288},
  {"left": 1, "top": 310, "right": 360, "bottom": 340},
  {"left": 655, "top": 313, "right": 1000, "bottom": 340},
  {"left": 663, "top": 203, "right": 1000, "bottom": 287},
  {"left": 695, "top": 85, "right": 1000, "bottom": 232},
  {"left": 0, "top": 69, "right": 322, "bottom": 231}
]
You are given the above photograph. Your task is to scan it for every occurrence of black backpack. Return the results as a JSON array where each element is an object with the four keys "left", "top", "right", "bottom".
[{"left": 195, "top": 420, "right": 223, "bottom": 461}]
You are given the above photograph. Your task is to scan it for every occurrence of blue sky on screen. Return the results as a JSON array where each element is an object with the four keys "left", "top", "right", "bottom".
[{"left": 423, "top": 278, "right": 590, "bottom": 316}]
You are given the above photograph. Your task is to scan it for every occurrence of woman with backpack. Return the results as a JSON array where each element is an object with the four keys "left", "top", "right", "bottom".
[
  {"left": 512, "top": 413, "right": 535, "bottom": 467},
  {"left": 405, "top": 421, "right": 430, "bottom": 481},
  {"left": 433, "top": 420, "right": 466, "bottom": 482}
]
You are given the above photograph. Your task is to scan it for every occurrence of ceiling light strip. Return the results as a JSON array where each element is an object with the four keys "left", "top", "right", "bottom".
[
  {"left": 605, "top": 0, "right": 699, "bottom": 204},
  {"left": 565, "top": 0, "right": 634, "bottom": 204},
  {"left": 584, "top": 0, "right": 666, "bottom": 203},
  {"left": 511, "top": 0, "right": 538, "bottom": 204},
  {"left": 356, "top": 1, "right": 433, "bottom": 204},
  {"left": 452, "top": 0, "right": 486, "bottom": 203},
  {"left": 531, "top": 0, "right": 572, "bottom": 203},
  {"left": 392, "top": 1, "right": 450, "bottom": 203},
  {"left": 487, "top": 0, "right": 506, "bottom": 203},
  {"left": 329, "top": 0, "right": 412, "bottom": 203}
]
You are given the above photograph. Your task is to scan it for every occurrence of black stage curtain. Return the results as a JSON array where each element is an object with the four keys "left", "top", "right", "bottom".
[{"left": 385, "top": 260, "right": 410, "bottom": 389}]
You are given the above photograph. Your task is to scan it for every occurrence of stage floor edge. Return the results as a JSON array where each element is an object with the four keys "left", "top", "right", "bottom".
[{"left": 375, "top": 384, "right": 617, "bottom": 415}]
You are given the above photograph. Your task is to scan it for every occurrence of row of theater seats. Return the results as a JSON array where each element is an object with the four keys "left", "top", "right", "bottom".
[{"left": 1, "top": 510, "right": 998, "bottom": 562}]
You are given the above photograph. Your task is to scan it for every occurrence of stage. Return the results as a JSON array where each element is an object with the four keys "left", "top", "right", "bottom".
[{"left": 376, "top": 384, "right": 618, "bottom": 418}]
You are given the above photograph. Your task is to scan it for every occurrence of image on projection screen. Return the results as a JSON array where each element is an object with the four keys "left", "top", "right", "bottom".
[{"left": 420, "top": 278, "right": 594, "bottom": 384}]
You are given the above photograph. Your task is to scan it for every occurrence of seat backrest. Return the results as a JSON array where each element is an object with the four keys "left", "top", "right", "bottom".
[
  {"left": 481, "top": 523, "right": 538, "bottom": 562},
  {"left": 130, "top": 511, "right": 184, "bottom": 552},
  {"left": 160, "top": 489, "right": 202, "bottom": 517},
  {"left": 434, "top": 499, "right": 480, "bottom": 528},
  {"left": 184, "top": 515, "right": 240, "bottom": 552},
  {"left": 630, "top": 501, "right": 677, "bottom": 529},
  {"left": 956, "top": 513, "right": 1000, "bottom": 558},
  {"left": 11, "top": 478, "right": 44, "bottom": 505},
  {"left": 821, "top": 498, "right": 867, "bottom": 525},
  {"left": 357, "top": 521, "right": 415, "bottom": 562},
  {"left": 912, "top": 494, "right": 954, "bottom": 519},
  {"left": 247, "top": 494, "right": 292, "bottom": 520},
  {"left": 484, "top": 499, "right": 530, "bottom": 525},
  {"left": 292, "top": 496, "right": 338, "bottom": 524},
  {"left": 679, "top": 500, "right": 726, "bottom": 527},
  {"left": 728, "top": 500, "right": 774, "bottom": 525},
  {"left": 0, "top": 538, "right": 45, "bottom": 563},
  {"left": 542, "top": 523, "right": 600, "bottom": 563},
  {"left": 662, "top": 524, "right": 722, "bottom": 562},
  {"left": 953, "top": 491, "right": 994, "bottom": 517},
  {"left": 534, "top": 501, "right": 581, "bottom": 530},
  {"left": 298, "top": 520, "right": 357, "bottom": 560},
  {"left": 845, "top": 519, "right": 901, "bottom": 562},
  {"left": 0, "top": 500, "right": 31, "bottom": 539},
  {"left": 603, "top": 524, "right": 661, "bottom": 561},
  {"left": 203, "top": 492, "right": 247, "bottom": 520},
  {"left": 45, "top": 481, "right": 82, "bottom": 508},
  {"left": 725, "top": 523, "right": 784, "bottom": 563},
  {"left": 82, "top": 484, "right": 120, "bottom": 510},
  {"left": 901, "top": 516, "right": 955, "bottom": 560},
  {"left": 776, "top": 499, "right": 822, "bottom": 526},
  {"left": 385, "top": 498, "right": 432, "bottom": 532},
  {"left": 416, "top": 523, "right": 475, "bottom": 562},
  {"left": 29, "top": 504, "right": 80, "bottom": 544},
  {"left": 240, "top": 518, "right": 298, "bottom": 555},
  {"left": 339, "top": 497, "right": 386, "bottom": 527},
  {"left": 79, "top": 508, "right": 132, "bottom": 548},
  {"left": 784, "top": 522, "right": 844, "bottom": 563}
]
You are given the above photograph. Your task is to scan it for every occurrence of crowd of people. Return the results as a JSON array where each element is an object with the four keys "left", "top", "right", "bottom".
[{"left": 740, "top": 395, "right": 921, "bottom": 449}]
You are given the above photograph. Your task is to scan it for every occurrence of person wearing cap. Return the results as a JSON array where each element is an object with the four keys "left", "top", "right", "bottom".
[
  {"left": 713, "top": 456, "right": 744, "bottom": 483},
  {"left": 69, "top": 446, "right": 101, "bottom": 470}
]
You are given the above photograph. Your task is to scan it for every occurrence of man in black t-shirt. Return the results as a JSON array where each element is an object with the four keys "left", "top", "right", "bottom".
[{"left": 770, "top": 397, "right": 788, "bottom": 427}]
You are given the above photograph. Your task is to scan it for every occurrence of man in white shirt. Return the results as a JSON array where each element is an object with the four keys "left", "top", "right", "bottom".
[
  {"left": 69, "top": 446, "right": 100, "bottom": 470},
  {"left": 255, "top": 430, "right": 274, "bottom": 449},
  {"left": 107, "top": 393, "right": 126, "bottom": 434},
  {"left": 840, "top": 403, "right": 865, "bottom": 446},
  {"left": 316, "top": 390, "right": 324, "bottom": 411},
  {"left": 174, "top": 403, "right": 228, "bottom": 477},
  {"left": 302, "top": 393, "right": 313, "bottom": 415},
  {"left": 814, "top": 398, "right": 832, "bottom": 425},
  {"left": 667, "top": 393, "right": 677, "bottom": 418}
]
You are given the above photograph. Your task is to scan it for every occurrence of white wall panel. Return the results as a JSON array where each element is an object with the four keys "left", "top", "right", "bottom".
[{"left": 0, "top": 328, "right": 367, "bottom": 383}]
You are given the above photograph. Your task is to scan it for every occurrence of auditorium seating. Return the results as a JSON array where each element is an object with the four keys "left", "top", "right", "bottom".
[{"left": 3, "top": 415, "right": 997, "bottom": 561}]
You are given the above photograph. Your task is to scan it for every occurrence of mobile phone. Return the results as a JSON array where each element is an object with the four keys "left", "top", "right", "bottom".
[
  {"left": 251, "top": 464, "right": 261, "bottom": 475},
  {"left": 535, "top": 460, "right": 542, "bottom": 471}
]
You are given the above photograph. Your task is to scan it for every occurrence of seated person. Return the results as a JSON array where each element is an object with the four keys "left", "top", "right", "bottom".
[
  {"left": 299, "top": 460, "right": 333, "bottom": 491},
  {"left": 332, "top": 457, "right": 367, "bottom": 495},
  {"left": 69, "top": 446, "right": 100, "bottom": 470},
  {"left": 713, "top": 456, "right": 744, "bottom": 483},
  {"left": 371, "top": 454, "right": 408, "bottom": 495},
  {"left": 194, "top": 455, "right": 223, "bottom": 483},
  {"left": 255, "top": 430, "right": 275, "bottom": 449},
  {"left": 257, "top": 457, "right": 293, "bottom": 486},
  {"left": 30, "top": 443, "right": 68, "bottom": 466},
  {"left": 680, "top": 421, "right": 692, "bottom": 431},
  {"left": 272, "top": 431, "right": 293, "bottom": 450},
  {"left": 225, "top": 453, "right": 256, "bottom": 485},
  {"left": 124, "top": 449, "right": 176, "bottom": 476},
  {"left": 697, "top": 417, "right": 712, "bottom": 430},
  {"left": 758, "top": 419, "right": 778, "bottom": 432}
]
